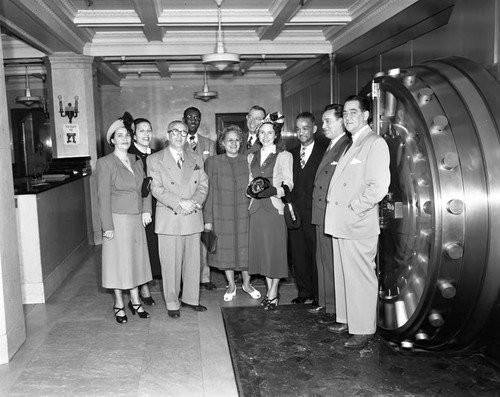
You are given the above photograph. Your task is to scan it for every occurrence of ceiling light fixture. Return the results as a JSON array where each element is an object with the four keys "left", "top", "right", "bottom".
[
  {"left": 202, "top": 0, "right": 240, "bottom": 71},
  {"left": 16, "top": 66, "right": 44, "bottom": 107},
  {"left": 194, "top": 68, "right": 218, "bottom": 101}
]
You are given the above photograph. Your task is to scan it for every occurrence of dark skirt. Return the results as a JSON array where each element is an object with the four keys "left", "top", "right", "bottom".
[{"left": 248, "top": 208, "right": 288, "bottom": 278}]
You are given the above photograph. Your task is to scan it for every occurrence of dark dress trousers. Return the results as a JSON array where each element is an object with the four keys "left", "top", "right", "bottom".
[
  {"left": 288, "top": 140, "right": 327, "bottom": 300},
  {"left": 311, "top": 134, "right": 351, "bottom": 313},
  {"left": 129, "top": 143, "right": 161, "bottom": 278}
]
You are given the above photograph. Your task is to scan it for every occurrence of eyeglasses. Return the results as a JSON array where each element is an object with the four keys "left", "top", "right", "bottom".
[
  {"left": 225, "top": 139, "right": 241, "bottom": 144},
  {"left": 185, "top": 115, "right": 200, "bottom": 121},
  {"left": 168, "top": 129, "right": 188, "bottom": 137}
]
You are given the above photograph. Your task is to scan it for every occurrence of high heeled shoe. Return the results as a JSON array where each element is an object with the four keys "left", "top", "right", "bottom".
[
  {"left": 128, "top": 301, "right": 150, "bottom": 318},
  {"left": 141, "top": 295, "right": 156, "bottom": 306},
  {"left": 264, "top": 295, "right": 279, "bottom": 311},
  {"left": 260, "top": 296, "right": 270, "bottom": 306},
  {"left": 113, "top": 306, "right": 128, "bottom": 324}
]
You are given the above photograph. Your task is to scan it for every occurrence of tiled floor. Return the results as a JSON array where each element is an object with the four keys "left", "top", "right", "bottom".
[{"left": 0, "top": 245, "right": 298, "bottom": 397}]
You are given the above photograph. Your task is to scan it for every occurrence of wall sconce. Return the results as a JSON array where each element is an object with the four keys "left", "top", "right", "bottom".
[{"left": 58, "top": 95, "right": 79, "bottom": 123}]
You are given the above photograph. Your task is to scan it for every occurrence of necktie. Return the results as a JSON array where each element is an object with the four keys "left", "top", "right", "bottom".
[
  {"left": 300, "top": 147, "right": 306, "bottom": 168},
  {"left": 326, "top": 140, "right": 334, "bottom": 152},
  {"left": 341, "top": 138, "right": 353, "bottom": 158},
  {"left": 189, "top": 135, "right": 197, "bottom": 151},
  {"left": 177, "top": 153, "right": 184, "bottom": 169},
  {"left": 247, "top": 135, "right": 255, "bottom": 150}
]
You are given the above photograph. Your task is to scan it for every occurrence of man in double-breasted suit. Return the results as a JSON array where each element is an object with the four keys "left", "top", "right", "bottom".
[
  {"left": 324, "top": 95, "right": 390, "bottom": 348},
  {"left": 183, "top": 107, "right": 217, "bottom": 291},
  {"left": 311, "top": 104, "right": 351, "bottom": 322},
  {"left": 288, "top": 112, "right": 327, "bottom": 306},
  {"left": 147, "top": 120, "right": 209, "bottom": 318}
]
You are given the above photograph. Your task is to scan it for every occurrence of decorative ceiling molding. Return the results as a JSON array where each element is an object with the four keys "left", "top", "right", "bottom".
[
  {"left": 289, "top": 9, "right": 351, "bottom": 24},
  {"left": 258, "top": 0, "right": 303, "bottom": 40},
  {"left": 158, "top": 9, "right": 273, "bottom": 26},
  {"left": 74, "top": 10, "right": 143, "bottom": 26},
  {"left": 131, "top": 0, "right": 163, "bottom": 41},
  {"left": 326, "top": 0, "right": 420, "bottom": 50},
  {"left": 27, "top": 0, "right": 89, "bottom": 50}
]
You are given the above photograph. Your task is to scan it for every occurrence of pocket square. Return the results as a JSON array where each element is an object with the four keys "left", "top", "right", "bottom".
[
  {"left": 330, "top": 161, "right": 338, "bottom": 165},
  {"left": 351, "top": 158, "right": 362, "bottom": 164},
  {"left": 194, "top": 164, "right": 201, "bottom": 170}
]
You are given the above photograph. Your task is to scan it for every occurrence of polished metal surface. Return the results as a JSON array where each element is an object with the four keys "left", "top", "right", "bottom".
[{"left": 362, "top": 57, "right": 500, "bottom": 350}]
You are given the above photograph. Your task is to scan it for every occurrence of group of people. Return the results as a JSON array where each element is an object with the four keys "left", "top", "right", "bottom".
[{"left": 96, "top": 95, "right": 390, "bottom": 349}]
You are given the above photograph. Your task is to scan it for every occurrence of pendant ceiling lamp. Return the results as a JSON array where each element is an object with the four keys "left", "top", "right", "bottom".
[
  {"left": 16, "top": 66, "right": 43, "bottom": 107},
  {"left": 202, "top": 0, "right": 240, "bottom": 71},
  {"left": 194, "top": 68, "right": 218, "bottom": 101}
]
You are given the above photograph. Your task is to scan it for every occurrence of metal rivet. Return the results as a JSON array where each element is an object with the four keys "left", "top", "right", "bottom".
[
  {"left": 431, "top": 115, "right": 449, "bottom": 133},
  {"left": 445, "top": 243, "right": 463, "bottom": 259},
  {"left": 401, "top": 340, "right": 413, "bottom": 349},
  {"left": 403, "top": 73, "right": 415, "bottom": 87},
  {"left": 423, "top": 201, "right": 432, "bottom": 214},
  {"left": 441, "top": 153, "right": 459, "bottom": 170},
  {"left": 418, "top": 88, "right": 434, "bottom": 105},
  {"left": 446, "top": 199, "right": 464, "bottom": 215},
  {"left": 415, "top": 330, "right": 429, "bottom": 341},
  {"left": 428, "top": 311, "right": 444, "bottom": 327},
  {"left": 438, "top": 281, "right": 456, "bottom": 299}
]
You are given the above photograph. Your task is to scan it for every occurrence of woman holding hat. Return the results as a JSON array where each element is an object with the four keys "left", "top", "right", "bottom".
[
  {"left": 246, "top": 112, "right": 293, "bottom": 310},
  {"left": 96, "top": 112, "right": 153, "bottom": 324},
  {"left": 128, "top": 117, "right": 161, "bottom": 306}
]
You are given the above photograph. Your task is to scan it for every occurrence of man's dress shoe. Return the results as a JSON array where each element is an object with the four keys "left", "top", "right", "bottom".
[
  {"left": 200, "top": 281, "right": 217, "bottom": 290},
  {"left": 327, "top": 323, "right": 349, "bottom": 334},
  {"left": 317, "top": 313, "right": 336, "bottom": 325},
  {"left": 181, "top": 302, "right": 207, "bottom": 312},
  {"left": 344, "top": 334, "right": 373, "bottom": 348},
  {"left": 291, "top": 297, "right": 311, "bottom": 304},
  {"left": 307, "top": 305, "right": 326, "bottom": 314},
  {"left": 167, "top": 310, "right": 180, "bottom": 318}
]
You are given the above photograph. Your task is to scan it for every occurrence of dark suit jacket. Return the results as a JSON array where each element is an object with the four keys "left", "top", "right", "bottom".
[
  {"left": 311, "top": 134, "right": 351, "bottom": 225},
  {"left": 184, "top": 133, "right": 216, "bottom": 161},
  {"left": 290, "top": 140, "right": 327, "bottom": 212}
]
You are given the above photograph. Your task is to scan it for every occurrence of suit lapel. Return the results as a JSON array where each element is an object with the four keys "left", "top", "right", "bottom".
[
  {"left": 162, "top": 148, "right": 182, "bottom": 182},
  {"left": 330, "top": 129, "right": 370, "bottom": 186}
]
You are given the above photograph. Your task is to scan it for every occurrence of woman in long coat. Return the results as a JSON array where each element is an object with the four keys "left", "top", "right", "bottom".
[
  {"left": 128, "top": 117, "right": 160, "bottom": 306},
  {"left": 97, "top": 112, "right": 152, "bottom": 323},
  {"left": 204, "top": 125, "right": 261, "bottom": 302}
]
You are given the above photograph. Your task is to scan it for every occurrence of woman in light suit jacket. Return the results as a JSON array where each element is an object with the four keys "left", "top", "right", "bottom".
[
  {"left": 247, "top": 112, "right": 293, "bottom": 310},
  {"left": 97, "top": 112, "right": 153, "bottom": 324}
]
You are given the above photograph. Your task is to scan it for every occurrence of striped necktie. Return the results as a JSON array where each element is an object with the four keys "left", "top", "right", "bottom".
[
  {"left": 177, "top": 153, "right": 184, "bottom": 169},
  {"left": 300, "top": 146, "right": 306, "bottom": 168},
  {"left": 247, "top": 135, "right": 255, "bottom": 150}
]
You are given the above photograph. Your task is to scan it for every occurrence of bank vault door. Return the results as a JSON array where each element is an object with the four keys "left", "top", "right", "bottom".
[{"left": 362, "top": 57, "right": 500, "bottom": 350}]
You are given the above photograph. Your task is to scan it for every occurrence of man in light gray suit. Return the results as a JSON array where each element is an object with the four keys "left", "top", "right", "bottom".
[
  {"left": 147, "top": 120, "right": 209, "bottom": 318},
  {"left": 183, "top": 107, "right": 217, "bottom": 291},
  {"left": 325, "top": 95, "right": 390, "bottom": 348}
]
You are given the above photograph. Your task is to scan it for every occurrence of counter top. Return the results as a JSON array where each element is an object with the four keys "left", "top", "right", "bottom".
[{"left": 14, "top": 173, "right": 89, "bottom": 195}]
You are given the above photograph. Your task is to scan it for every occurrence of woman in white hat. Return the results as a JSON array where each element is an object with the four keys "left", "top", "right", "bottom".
[{"left": 96, "top": 112, "right": 153, "bottom": 324}]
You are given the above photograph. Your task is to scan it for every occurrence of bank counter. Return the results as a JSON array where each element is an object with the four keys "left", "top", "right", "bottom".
[{"left": 14, "top": 157, "right": 93, "bottom": 304}]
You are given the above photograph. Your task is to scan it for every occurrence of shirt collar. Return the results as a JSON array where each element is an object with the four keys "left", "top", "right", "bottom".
[
  {"left": 351, "top": 125, "right": 370, "bottom": 142},
  {"left": 169, "top": 146, "right": 184, "bottom": 159}
]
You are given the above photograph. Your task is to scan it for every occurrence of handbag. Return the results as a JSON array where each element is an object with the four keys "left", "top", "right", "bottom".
[
  {"left": 201, "top": 229, "right": 218, "bottom": 254},
  {"left": 284, "top": 203, "right": 301, "bottom": 230},
  {"left": 141, "top": 176, "right": 152, "bottom": 198}
]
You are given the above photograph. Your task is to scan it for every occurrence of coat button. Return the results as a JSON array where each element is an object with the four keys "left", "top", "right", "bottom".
[
  {"left": 171, "top": 182, "right": 174, "bottom": 184},
  {"left": 335, "top": 201, "right": 338, "bottom": 205},
  {"left": 319, "top": 198, "right": 322, "bottom": 202},
  {"left": 343, "top": 183, "right": 347, "bottom": 186},
  {"left": 319, "top": 186, "right": 322, "bottom": 190}
]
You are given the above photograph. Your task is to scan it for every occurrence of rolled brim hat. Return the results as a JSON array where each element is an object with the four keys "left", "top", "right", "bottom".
[
  {"left": 106, "top": 112, "right": 135, "bottom": 144},
  {"left": 106, "top": 119, "right": 125, "bottom": 144},
  {"left": 256, "top": 111, "right": 285, "bottom": 131}
]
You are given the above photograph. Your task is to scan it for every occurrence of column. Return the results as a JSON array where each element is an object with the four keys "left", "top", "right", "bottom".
[
  {"left": 46, "top": 53, "right": 101, "bottom": 244},
  {"left": 0, "top": 29, "right": 26, "bottom": 364}
]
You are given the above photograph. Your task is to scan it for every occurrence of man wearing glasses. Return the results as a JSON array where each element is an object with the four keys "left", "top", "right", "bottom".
[
  {"left": 147, "top": 120, "right": 209, "bottom": 319},
  {"left": 182, "top": 106, "right": 218, "bottom": 291}
]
